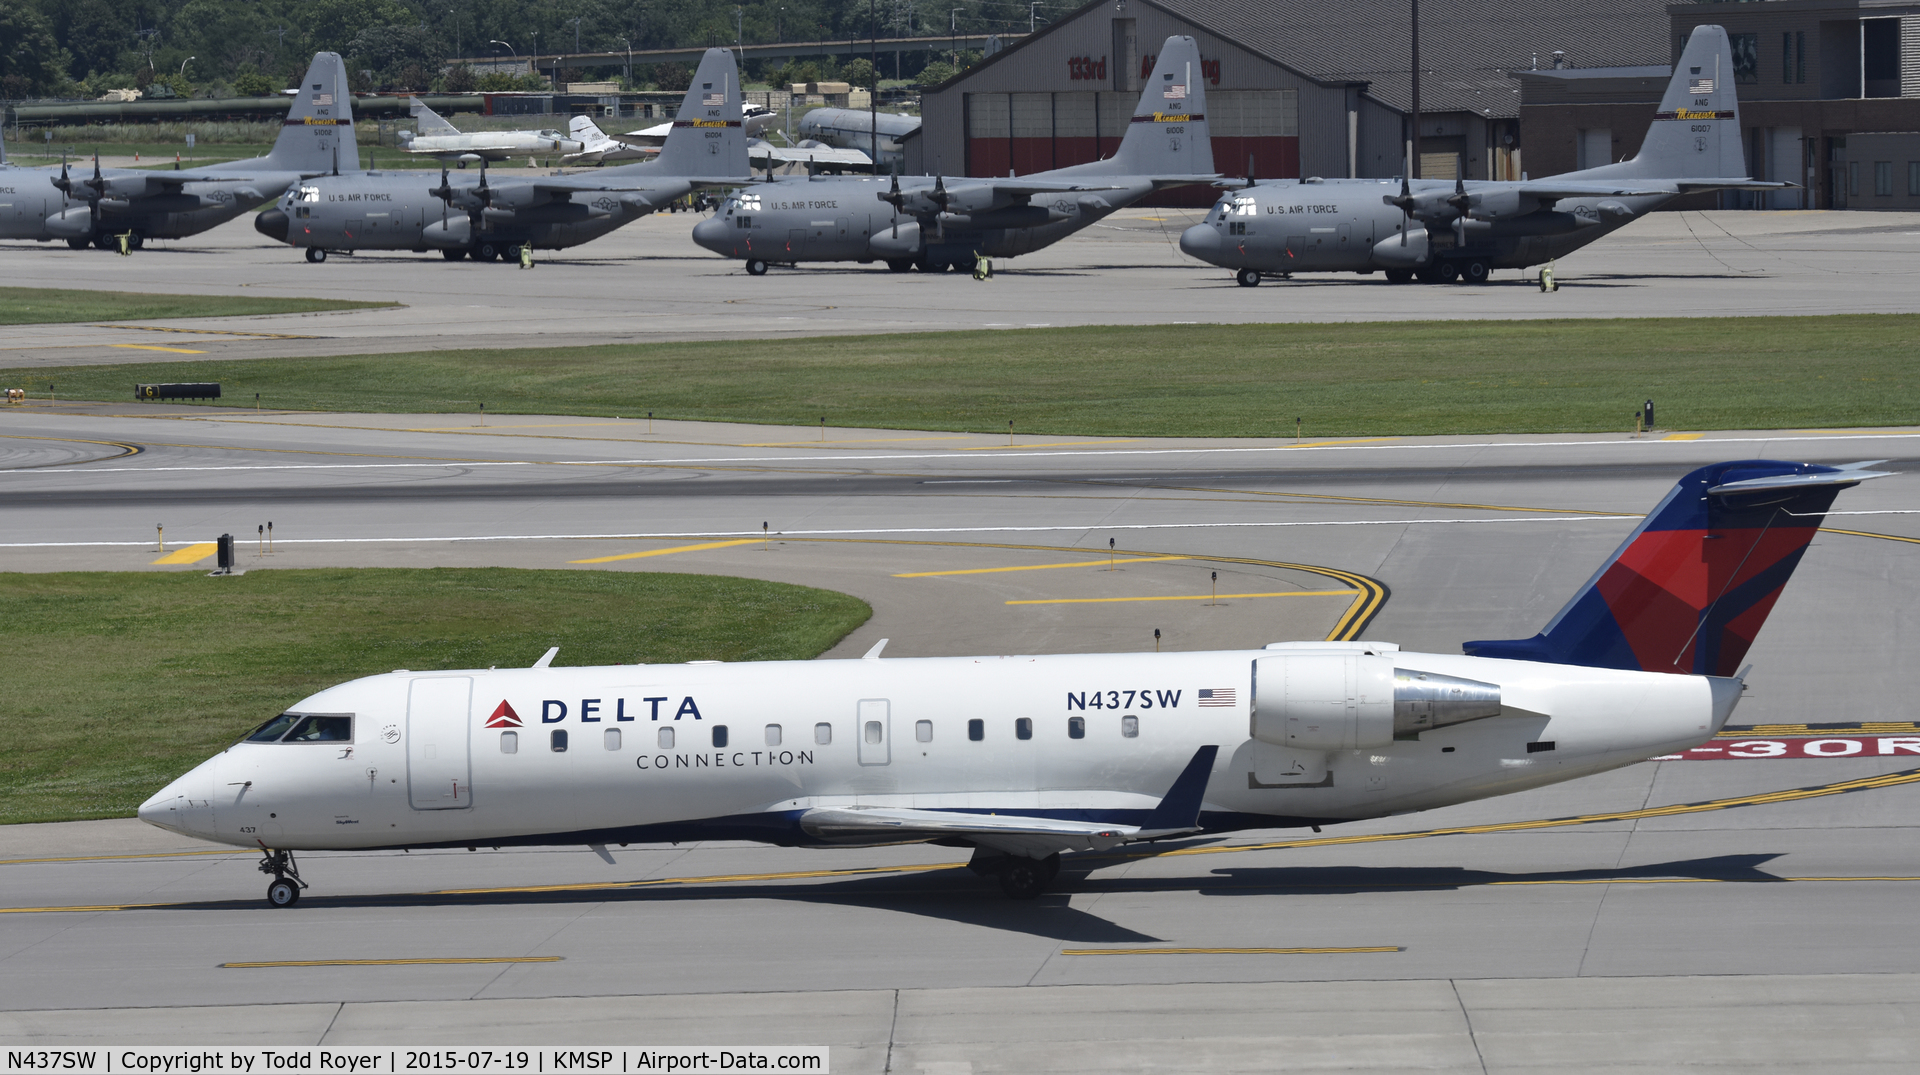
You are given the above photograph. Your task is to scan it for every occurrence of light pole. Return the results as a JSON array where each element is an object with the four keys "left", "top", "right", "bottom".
[
  {"left": 572, "top": 17, "right": 583, "bottom": 54},
  {"left": 180, "top": 56, "right": 195, "bottom": 76},
  {"left": 951, "top": 9, "right": 961, "bottom": 66},
  {"left": 449, "top": 10, "right": 459, "bottom": 59},
  {"left": 1029, "top": 2, "right": 1041, "bottom": 33}
]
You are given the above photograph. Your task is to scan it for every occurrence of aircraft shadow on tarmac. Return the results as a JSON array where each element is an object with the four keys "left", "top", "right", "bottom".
[{"left": 1180, "top": 852, "right": 1788, "bottom": 897}]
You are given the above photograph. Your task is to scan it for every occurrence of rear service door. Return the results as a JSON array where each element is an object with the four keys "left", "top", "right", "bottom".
[
  {"left": 408, "top": 677, "right": 473, "bottom": 809},
  {"left": 857, "top": 698, "right": 891, "bottom": 765}
]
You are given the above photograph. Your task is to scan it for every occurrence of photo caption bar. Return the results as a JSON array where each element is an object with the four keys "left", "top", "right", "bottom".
[{"left": 1, "top": 1050, "right": 828, "bottom": 1075}]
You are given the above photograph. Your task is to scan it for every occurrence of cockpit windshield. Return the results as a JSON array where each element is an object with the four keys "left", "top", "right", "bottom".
[{"left": 243, "top": 713, "right": 353, "bottom": 743}]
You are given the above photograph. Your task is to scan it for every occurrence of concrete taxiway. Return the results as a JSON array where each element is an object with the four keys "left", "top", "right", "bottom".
[
  {"left": 4, "top": 208, "right": 1920, "bottom": 367},
  {"left": 2, "top": 409, "right": 1918, "bottom": 1068}
]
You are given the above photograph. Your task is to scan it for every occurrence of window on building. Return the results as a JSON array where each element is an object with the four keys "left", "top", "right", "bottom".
[
  {"left": 1876, "top": 161, "right": 1894, "bottom": 196},
  {"left": 1849, "top": 161, "right": 1861, "bottom": 197},
  {"left": 1782, "top": 32, "right": 1794, "bottom": 83},
  {"left": 916, "top": 720, "right": 933, "bottom": 743},
  {"left": 1909, "top": 162, "right": 1919, "bottom": 196},
  {"left": 712, "top": 725, "right": 728, "bottom": 748},
  {"left": 1795, "top": 32, "right": 1806, "bottom": 84},
  {"left": 814, "top": 722, "right": 832, "bottom": 745},
  {"left": 968, "top": 718, "right": 984, "bottom": 741},
  {"left": 765, "top": 723, "right": 782, "bottom": 746},
  {"left": 1730, "top": 34, "right": 1759, "bottom": 84},
  {"left": 550, "top": 729, "right": 568, "bottom": 752},
  {"left": 500, "top": 730, "right": 518, "bottom": 754},
  {"left": 1068, "top": 716, "right": 1086, "bottom": 739},
  {"left": 658, "top": 726, "right": 674, "bottom": 749},
  {"left": 1122, "top": 715, "right": 1139, "bottom": 738},
  {"left": 1016, "top": 717, "right": 1033, "bottom": 740},
  {"left": 604, "top": 728, "right": 621, "bottom": 751}
]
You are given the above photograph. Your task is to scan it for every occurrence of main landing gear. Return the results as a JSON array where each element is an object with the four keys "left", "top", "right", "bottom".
[
  {"left": 1236, "top": 268, "right": 1262, "bottom": 288},
  {"left": 258, "top": 849, "right": 308, "bottom": 907},
  {"left": 969, "top": 849, "right": 1062, "bottom": 899},
  {"left": 744, "top": 258, "right": 769, "bottom": 275}
]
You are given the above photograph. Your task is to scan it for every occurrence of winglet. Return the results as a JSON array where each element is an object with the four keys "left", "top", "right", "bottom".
[
  {"left": 532, "top": 646, "right": 559, "bottom": 669},
  {"left": 862, "top": 638, "right": 889, "bottom": 659},
  {"left": 1140, "top": 745, "right": 1218, "bottom": 831}
]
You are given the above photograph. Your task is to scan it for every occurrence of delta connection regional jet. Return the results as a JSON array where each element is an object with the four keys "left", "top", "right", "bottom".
[
  {"left": 141, "top": 460, "right": 1888, "bottom": 905},
  {"left": 1180, "top": 25, "right": 1789, "bottom": 286}
]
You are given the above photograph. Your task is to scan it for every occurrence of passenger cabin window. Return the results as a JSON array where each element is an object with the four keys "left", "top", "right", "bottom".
[
  {"left": 814, "top": 722, "right": 832, "bottom": 745},
  {"left": 604, "top": 728, "right": 621, "bottom": 751},
  {"left": 284, "top": 715, "right": 352, "bottom": 742},
  {"left": 1122, "top": 715, "right": 1140, "bottom": 738},
  {"left": 766, "top": 724, "right": 782, "bottom": 746},
  {"left": 864, "top": 721, "right": 883, "bottom": 744},
  {"left": 1015, "top": 718, "right": 1033, "bottom": 740},
  {"left": 500, "top": 731, "right": 518, "bottom": 754},
  {"left": 916, "top": 720, "right": 933, "bottom": 743},
  {"left": 968, "top": 718, "right": 984, "bottom": 741},
  {"left": 712, "top": 725, "right": 729, "bottom": 748},
  {"left": 245, "top": 713, "right": 301, "bottom": 742},
  {"left": 550, "top": 729, "right": 569, "bottom": 752},
  {"left": 1068, "top": 716, "right": 1086, "bottom": 739},
  {"left": 658, "top": 727, "right": 675, "bottom": 749}
]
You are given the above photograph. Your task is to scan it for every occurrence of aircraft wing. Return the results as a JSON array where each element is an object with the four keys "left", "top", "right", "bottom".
[
  {"left": 751, "top": 143, "right": 873, "bottom": 169},
  {"left": 1515, "top": 180, "right": 1680, "bottom": 199},
  {"left": 798, "top": 745, "right": 1220, "bottom": 858},
  {"left": 1674, "top": 180, "right": 1798, "bottom": 192}
]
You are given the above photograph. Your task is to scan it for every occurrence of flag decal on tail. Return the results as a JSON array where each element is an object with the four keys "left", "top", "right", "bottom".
[
  {"left": 1689, "top": 78, "right": 1715, "bottom": 93},
  {"left": 486, "top": 701, "right": 523, "bottom": 728}
]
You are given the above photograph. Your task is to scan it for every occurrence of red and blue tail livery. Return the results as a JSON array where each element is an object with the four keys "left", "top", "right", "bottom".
[{"left": 1465, "top": 460, "right": 1892, "bottom": 676}]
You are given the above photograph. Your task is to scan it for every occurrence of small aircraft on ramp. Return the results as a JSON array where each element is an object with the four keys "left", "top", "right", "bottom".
[
  {"left": 396, "top": 97, "right": 583, "bottom": 165},
  {"left": 139, "top": 458, "right": 1889, "bottom": 904},
  {"left": 1180, "top": 25, "right": 1788, "bottom": 286},
  {"left": 562, "top": 105, "right": 778, "bottom": 164}
]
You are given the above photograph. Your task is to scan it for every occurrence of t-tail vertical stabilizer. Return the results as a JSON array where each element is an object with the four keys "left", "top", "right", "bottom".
[{"left": 1464, "top": 460, "right": 1892, "bottom": 676}]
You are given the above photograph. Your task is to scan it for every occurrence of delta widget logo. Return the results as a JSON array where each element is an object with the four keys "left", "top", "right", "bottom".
[{"left": 486, "top": 700, "right": 524, "bottom": 728}]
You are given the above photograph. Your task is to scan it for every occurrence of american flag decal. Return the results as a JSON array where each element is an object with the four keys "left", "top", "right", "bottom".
[
  {"left": 312, "top": 92, "right": 333, "bottom": 105},
  {"left": 1198, "top": 688, "right": 1237, "bottom": 707},
  {"left": 1163, "top": 84, "right": 1187, "bottom": 99},
  {"left": 1688, "top": 78, "right": 1714, "bottom": 94},
  {"left": 703, "top": 92, "right": 725, "bottom": 105}
]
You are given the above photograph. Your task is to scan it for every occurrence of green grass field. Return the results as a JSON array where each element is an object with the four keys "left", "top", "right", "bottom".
[
  {"left": 0, "top": 569, "right": 870, "bottom": 824},
  {"left": 0, "top": 287, "right": 398, "bottom": 326},
  {"left": 8, "top": 315, "right": 1915, "bottom": 436}
]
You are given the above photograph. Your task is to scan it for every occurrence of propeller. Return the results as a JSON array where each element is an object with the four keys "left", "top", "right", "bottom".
[
  {"left": 1447, "top": 167, "right": 1471, "bottom": 245},
  {"left": 928, "top": 175, "right": 953, "bottom": 241},
  {"left": 878, "top": 172, "right": 906, "bottom": 238},
  {"left": 1385, "top": 174, "right": 1415, "bottom": 246}
]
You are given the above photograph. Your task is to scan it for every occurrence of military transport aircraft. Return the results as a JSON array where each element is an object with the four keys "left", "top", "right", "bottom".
[
  {"left": 1180, "top": 25, "right": 1786, "bottom": 286},
  {"left": 0, "top": 53, "right": 351, "bottom": 251},
  {"left": 396, "top": 97, "right": 583, "bottom": 165},
  {"left": 690, "top": 34, "right": 1220, "bottom": 275},
  {"left": 257, "top": 48, "right": 752, "bottom": 263},
  {"left": 139, "top": 458, "right": 1889, "bottom": 905},
  {"left": 795, "top": 106, "right": 921, "bottom": 171}
]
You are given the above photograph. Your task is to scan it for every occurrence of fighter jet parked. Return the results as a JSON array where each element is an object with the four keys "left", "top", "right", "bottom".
[
  {"left": 691, "top": 35, "right": 1219, "bottom": 275},
  {"left": 138, "top": 458, "right": 1889, "bottom": 905},
  {"left": 1181, "top": 26, "right": 1786, "bottom": 286},
  {"left": 257, "top": 49, "right": 752, "bottom": 263},
  {"left": 0, "top": 53, "right": 351, "bottom": 251},
  {"left": 397, "top": 97, "right": 582, "bottom": 165},
  {"left": 795, "top": 107, "right": 920, "bottom": 171},
  {"left": 562, "top": 105, "right": 778, "bottom": 165}
]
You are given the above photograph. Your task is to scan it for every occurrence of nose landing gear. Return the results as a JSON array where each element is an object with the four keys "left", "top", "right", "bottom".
[{"left": 258, "top": 849, "right": 307, "bottom": 907}]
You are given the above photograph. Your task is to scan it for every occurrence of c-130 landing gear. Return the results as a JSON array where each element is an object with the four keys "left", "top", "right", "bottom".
[{"left": 258, "top": 849, "right": 308, "bottom": 907}]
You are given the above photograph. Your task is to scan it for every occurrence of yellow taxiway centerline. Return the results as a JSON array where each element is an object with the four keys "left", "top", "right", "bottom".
[
  {"left": 897, "top": 555, "right": 1189, "bottom": 577},
  {"left": 1061, "top": 946, "right": 1400, "bottom": 956},
  {"left": 1662, "top": 433, "right": 1705, "bottom": 441},
  {"left": 220, "top": 956, "right": 562, "bottom": 968},
  {"left": 109, "top": 344, "right": 206, "bottom": 354},
  {"left": 569, "top": 539, "right": 760, "bottom": 564},
  {"left": 1007, "top": 590, "right": 1351, "bottom": 606},
  {"left": 151, "top": 542, "right": 217, "bottom": 565}
]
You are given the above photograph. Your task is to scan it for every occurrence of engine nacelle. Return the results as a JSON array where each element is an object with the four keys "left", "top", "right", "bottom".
[
  {"left": 45, "top": 207, "right": 95, "bottom": 238},
  {"left": 1252, "top": 654, "right": 1503, "bottom": 751},
  {"left": 869, "top": 221, "right": 922, "bottom": 259},
  {"left": 421, "top": 216, "right": 471, "bottom": 249},
  {"left": 1371, "top": 227, "right": 1429, "bottom": 267}
]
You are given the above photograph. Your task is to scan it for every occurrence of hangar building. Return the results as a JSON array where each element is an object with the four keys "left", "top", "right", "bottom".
[{"left": 909, "top": 0, "right": 1672, "bottom": 189}]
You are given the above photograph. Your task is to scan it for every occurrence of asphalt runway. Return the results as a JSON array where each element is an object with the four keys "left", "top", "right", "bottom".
[
  {"left": 3, "top": 408, "right": 1919, "bottom": 1068},
  {"left": 5, "top": 207, "right": 1920, "bottom": 367}
]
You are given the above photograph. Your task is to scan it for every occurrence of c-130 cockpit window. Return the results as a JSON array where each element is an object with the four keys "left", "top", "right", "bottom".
[{"left": 244, "top": 713, "right": 353, "bottom": 743}]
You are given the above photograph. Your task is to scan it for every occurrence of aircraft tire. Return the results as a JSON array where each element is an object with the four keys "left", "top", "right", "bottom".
[
  {"left": 305, "top": 247, "right": 326, "bottom": 264},
  {"left": 126, "top": 233, "right": 145, "bottom": 251},
  {"left": 66, "top": 238, "right": 88, "bottom": 250},
  {"left": 885, "top": 259, "right": 912, "bottom": 273},
  {"left": 1432, "top": 261, "right": 1460, "bottom": 284},
  {"left": 745, "top": 259, "right": 769, "bottom": 276},
  {"left": 474, "top": 242, "right": 500, "bottom": 262},
  {"left": 93, "top": 233, "right": 117, "bottom": 251},
  {"left": 1235, "top": 268, "right": 1261, "bottom": 288},
  {"left": 266, "top": 878, "right": 300, "bottom": 907},
  {"left": 1385, "top": 269, "right": 1414, "bottom": 284},
  {"left": 442, "top": 249, "right": 467, "bottom": 261},
  {"left": 998, "top": 858, "right": 1050, "bottom": 900},
  {"left": 1459, "top": 259, "right": 1491, "bottom": 284}
]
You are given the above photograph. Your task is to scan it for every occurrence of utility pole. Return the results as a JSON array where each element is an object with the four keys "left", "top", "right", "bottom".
[
  {"left": 951, "top": 9, "right": 961, "bottom": 66},
  {"left": 870, "top": 0, "right": 879, "bottom": 170},
  {"left": 1410, "top": 0, "right": 1421, "bottom": 180},
  {"left": 1030, "top": 2, "right": 1040, "bottom": 33}
]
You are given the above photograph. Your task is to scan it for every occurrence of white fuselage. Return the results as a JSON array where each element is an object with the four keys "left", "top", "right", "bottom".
[{"left": 140, "top": 644, "right": 1734, "bottom": 853}]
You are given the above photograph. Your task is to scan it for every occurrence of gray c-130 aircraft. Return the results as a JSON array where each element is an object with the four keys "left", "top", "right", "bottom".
[
  {"left": 255, "top": 48, "right": 750, "bottom": 263},
  {"left": 691, "top": 35, "right": 1219, "bottom": 275},
  {"left": 1180, "top": 26, "right": 1785, "bottom": 286},
  {"left": 0, "top": 53, "right": 351, "bottom": 251}
]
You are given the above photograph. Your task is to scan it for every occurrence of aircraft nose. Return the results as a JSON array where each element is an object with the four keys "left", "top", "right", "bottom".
[
  {"left": 138, "top": 758, "right": 217, "bottom": 839},
  {"left": 255, "top": 208, "right": 290, "bottom": 241},
  {"left": 1179, "top": 222, "right": 1222, "bottom": 262},
  {"left": 689, "top": 215, "right": 732, "bottom": 255}
]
